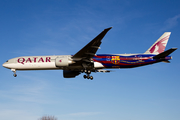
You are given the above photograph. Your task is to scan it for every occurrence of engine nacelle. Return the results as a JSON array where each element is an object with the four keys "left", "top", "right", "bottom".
[
  {"left": 55, "top": 56, "right": 73, "bottom": 67},
  {"left": 63, "top": 70, "right": 80, "bottom": 78}
]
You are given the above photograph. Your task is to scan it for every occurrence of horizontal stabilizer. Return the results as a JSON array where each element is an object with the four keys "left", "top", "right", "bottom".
[
  {"left": 153, "top": 48, "right": 177, "bottom": 59},
  {"left": 96, "top": 69, "right": 111, "bottom": 73},
  {"left": 162, "top": 60, "right": 170, "bottom": 63}
]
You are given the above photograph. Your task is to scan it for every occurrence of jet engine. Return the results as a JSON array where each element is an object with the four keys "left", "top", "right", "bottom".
[
  {"left": 63, "top": 70, "right": 81, "bottom": 78},
  {"left": 55, "top": 56, "right": 73, "bottom": 67}
]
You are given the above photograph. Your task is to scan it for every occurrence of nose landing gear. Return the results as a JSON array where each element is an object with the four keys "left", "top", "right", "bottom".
[
  {"left": 11, "top": 69, "right": 17, "bottom": 77},
  {"left": 13, "top": 73, "right": 17, "bottom": 77}
]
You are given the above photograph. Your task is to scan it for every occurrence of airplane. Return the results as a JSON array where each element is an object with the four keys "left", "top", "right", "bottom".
[{"left": 2, "top": 27, "right": 177, "bottom": 80}]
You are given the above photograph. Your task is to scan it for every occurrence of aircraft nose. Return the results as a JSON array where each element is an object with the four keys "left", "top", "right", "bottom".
[
  {"left": 2, "top": 62, "right": 7, "bottom": 67},
  {"left": 2, "top": 62, "right": 9, "bottom": 68}
]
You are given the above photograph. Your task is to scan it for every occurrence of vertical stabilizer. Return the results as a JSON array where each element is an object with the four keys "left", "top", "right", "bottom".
[{"left": 144, "top": 32, "right": 171, "bottom": 54}]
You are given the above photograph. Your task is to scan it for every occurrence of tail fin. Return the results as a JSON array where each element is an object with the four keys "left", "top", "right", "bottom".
[{"left": 144, "top": 32, "right": 171, "bottom": 54}]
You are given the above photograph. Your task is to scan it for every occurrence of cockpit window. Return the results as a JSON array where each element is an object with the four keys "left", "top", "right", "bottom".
[{"left": 6, "top": 60, "right": 8, "bottom": 62}]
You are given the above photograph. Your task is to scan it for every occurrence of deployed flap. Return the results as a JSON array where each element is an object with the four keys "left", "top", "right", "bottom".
[
  {"left": 153, "top": 48, "right": 177, "bottom": 59},
  {"left": 72, "top": 27, "right": 112, "bottom": 61}
]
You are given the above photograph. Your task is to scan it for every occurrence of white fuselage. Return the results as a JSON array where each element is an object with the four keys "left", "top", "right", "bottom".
[
  {"left": 2, "top": 55, "right": 105, "bottom": 70},
  {"left": 3, "top": 55, "right": 64, "bottom": 70}
]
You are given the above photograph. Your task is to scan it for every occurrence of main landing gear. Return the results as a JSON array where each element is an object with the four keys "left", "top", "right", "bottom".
[
  {"left": 83, "top": 75, "right": 93, "bottom": 80},
  {"left": 11, "top": 69, "right": 17, "bottom": 77},
  {"left": 83, "top": 70, "right": 93, "bottom": 80}
]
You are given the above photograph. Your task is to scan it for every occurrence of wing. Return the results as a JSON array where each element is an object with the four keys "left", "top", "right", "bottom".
[
  {"left": 64, "top": 27, "right": 112, "bottom": 78},
  {"left": 72, "top": 27, "right": 112, "bottom": 63}
]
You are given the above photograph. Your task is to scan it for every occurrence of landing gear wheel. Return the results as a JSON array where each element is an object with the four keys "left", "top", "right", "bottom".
[
  {"left": 83, "top": 75, "right": 87, "bottom": 79},
  {"left": 83, "top": 75, "right": 93, "bottom": 80},
  {"left": 90, "top": 76, "right": 93, "bottom": 80},
  {"left": 83, "top": 69, "right": 93, "bottom": 80},
  {"left": 13, "top": 74, "right": 17, "bottom": 77},
  {"left": 87, "top": 70, "right": 91, "bottom": 74}
]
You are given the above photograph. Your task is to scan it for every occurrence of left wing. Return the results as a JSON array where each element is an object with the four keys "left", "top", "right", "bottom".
[
  {"left": 72, "top": 27, "right": 112, "bottom": 61},
  {"left": 63, "top": 27, "right": 112, "bottom": 78}
]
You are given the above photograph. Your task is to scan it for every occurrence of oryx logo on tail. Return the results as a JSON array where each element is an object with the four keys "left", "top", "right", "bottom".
[{"left": 145, "top": 32, "right": 171, "bottom": 54}]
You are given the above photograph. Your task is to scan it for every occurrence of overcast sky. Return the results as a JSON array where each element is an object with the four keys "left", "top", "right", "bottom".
[{"left": 0, "top": 0, "right": 180, "bottom": 120}]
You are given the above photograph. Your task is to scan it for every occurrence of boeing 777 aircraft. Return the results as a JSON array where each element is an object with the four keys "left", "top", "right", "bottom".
[{"left": 2, "top": 27, "right": 177, "bottom": 80}]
